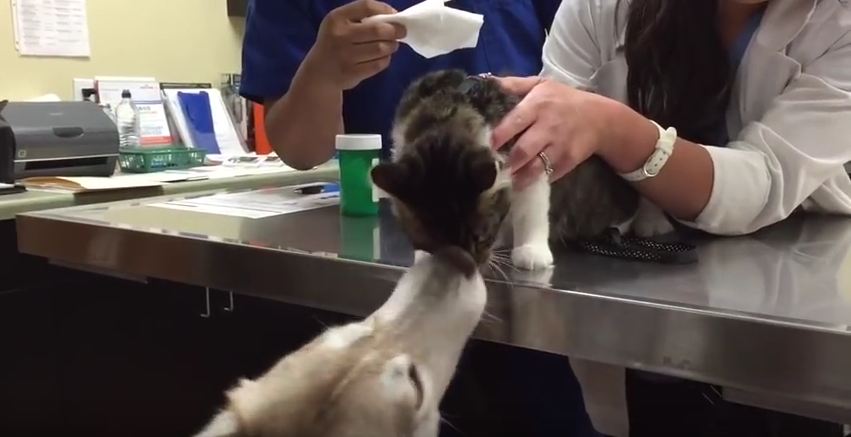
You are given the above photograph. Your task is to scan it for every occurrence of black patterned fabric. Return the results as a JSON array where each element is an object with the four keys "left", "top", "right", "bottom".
[{"left": 575, "top": 228, "right": 698, "bottom": 264}]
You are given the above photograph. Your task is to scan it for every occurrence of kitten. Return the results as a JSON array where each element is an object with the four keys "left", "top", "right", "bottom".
[
  {"left": 383, "top": 69, "right": 672, "bottom": 270},
  {"left": 195, "top": 249, "right": 487, "bottom": 437},
  {"left": 371, "top": 90, "right": 513, "bottom": 270}
]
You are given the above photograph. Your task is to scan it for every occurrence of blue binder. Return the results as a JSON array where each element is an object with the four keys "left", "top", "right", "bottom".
[{"left": 178, "top": 91, "right": 220, "bottom": 154}]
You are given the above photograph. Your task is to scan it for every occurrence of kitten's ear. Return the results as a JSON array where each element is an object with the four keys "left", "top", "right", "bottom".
[
  {"left": 470, "top": 157, "right": 498, "bottom": 194},
  {"left": 371, "top": 162, "right": 409, "bottom": 200},
  {"left": 194, "top": 410, "right": 241, "bottom": 437}
]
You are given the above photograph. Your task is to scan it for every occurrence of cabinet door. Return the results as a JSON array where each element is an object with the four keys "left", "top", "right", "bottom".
[
  {"left": 0, "top": 286, "right": 61, "bottom": 436},
  {"left": 212, "top": 290, "right": 355, "bottom": 380},
  {"left": 48, "top": 280, "right": 354, "bottom": 436},
  {"left": 51, "top": 278, "right": 224, "bottom": 436},
  {"left": 0, "top": 221, "right": 63, "bottom": 436}
]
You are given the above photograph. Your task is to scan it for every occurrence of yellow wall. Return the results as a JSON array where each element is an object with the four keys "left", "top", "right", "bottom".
[{"left": 0, "top": 0, "right": 245, "bottom": 101}]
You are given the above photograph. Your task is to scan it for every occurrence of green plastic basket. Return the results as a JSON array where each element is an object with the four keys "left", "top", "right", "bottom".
[{"left": 119, "top": 147, "right": 207, "bottom": 173}]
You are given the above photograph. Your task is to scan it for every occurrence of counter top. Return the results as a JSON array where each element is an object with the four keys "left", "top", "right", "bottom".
[
  {"left": 15, "top": 186, "right": 851, "bottom": 422},
  {"left": 0, "top": 165, "right": 338, "bottom": 220}
]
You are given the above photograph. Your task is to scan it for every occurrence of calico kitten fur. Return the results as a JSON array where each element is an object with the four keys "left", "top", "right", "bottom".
[
  {"left": 371, "top": 73, "right": 513, "bottom": 270},
  {"left": 374, "top": 69, "right": 641, "bottom": 269}
]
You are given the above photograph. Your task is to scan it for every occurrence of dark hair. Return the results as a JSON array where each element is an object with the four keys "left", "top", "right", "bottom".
[{"left": 620, "top": 0, "right": 733, "bottom": 145}]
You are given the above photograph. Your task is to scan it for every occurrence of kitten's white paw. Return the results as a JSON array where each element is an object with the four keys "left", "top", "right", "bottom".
[
  {"left": 633, "top": 209, "right": 675, "bottom": 237},
  {"left": 512, "top": 244, "right": 554, "bottom": 270}
]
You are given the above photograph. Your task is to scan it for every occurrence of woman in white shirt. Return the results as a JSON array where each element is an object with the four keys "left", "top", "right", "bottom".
[
  {"left": 492, "top": 0, "right": 850, "bottom": 435},
  {"left": 493, "top": 0, "right": 851, "bottom": 237}
]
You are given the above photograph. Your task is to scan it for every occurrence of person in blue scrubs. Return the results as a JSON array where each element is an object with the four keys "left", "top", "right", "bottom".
[
  {"left": 240, "top": 0, "right": 560, "bottom": 166},
  {"left": 240, "top": 1, "right": 601, "bottom": 436}
]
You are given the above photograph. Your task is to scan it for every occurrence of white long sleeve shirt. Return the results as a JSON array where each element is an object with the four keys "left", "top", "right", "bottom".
[{"left": 542, "top": 0, "right": 851, "bottom": 235}]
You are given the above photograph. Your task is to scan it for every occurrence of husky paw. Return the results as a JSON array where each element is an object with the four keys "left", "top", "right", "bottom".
[{"left": 512, "top": 244, "right": 554, "bottom": 270}]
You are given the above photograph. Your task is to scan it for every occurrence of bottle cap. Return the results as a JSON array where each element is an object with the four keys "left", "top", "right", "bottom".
[
  {"left": 121, "top": 89, "right": 132, "bottom": 98},
  {"left": 335, "top": 134, "right": 382, "bottom": 151}
]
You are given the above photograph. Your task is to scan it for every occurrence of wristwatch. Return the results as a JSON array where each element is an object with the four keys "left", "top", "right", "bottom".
[{"left": 619, "top": 121, "right": 678, "bottom": 182}]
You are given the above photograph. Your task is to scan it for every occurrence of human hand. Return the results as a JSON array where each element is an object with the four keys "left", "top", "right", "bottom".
[
  {"left": 491, "top": 76, "right": 615, "bottom": 189},
  {"left": 306, "top": 0, "right": 407, "bottom": 90}
]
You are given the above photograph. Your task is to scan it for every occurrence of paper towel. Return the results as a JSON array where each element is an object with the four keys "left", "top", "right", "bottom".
[{"left": 364, "top": 0, "right": 484, "bottom": 59}]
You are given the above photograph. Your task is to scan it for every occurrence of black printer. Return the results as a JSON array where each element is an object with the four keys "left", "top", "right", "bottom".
[
  {"left": 0, "top": 101, "right": 13, "bottom": 184},
  {"left": 0, "top": 101, "right": 119, "bottom": 180}
]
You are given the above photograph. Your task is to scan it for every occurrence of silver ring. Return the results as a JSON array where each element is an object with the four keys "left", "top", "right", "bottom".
[{"left": 538, "top": 151, "right": 554, "bottom": 176}]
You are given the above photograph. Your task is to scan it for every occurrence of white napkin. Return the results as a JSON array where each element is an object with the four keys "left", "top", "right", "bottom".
[{"left": 364, "top": 0, "right": 484, "bottom": 59}]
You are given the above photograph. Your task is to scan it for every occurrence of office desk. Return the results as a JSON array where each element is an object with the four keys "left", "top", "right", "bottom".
[
  {"left": 0, "top": 165, "right": 338, "bottom": 221},
  {"left": 15, "top": 186, "right": 851, "bottom": 423}
]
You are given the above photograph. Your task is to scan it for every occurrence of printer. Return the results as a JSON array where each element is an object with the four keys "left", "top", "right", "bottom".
[
  {"left": 0, "top": 101, "right": 119, "bottom": 179},
  {"left": 0, "top": 101, "right": 13, "bottom": 184}
]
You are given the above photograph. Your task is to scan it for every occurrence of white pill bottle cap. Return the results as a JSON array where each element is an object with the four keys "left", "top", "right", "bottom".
[{"left": 335, "top": 134, "right": 382, "bottom": 151}]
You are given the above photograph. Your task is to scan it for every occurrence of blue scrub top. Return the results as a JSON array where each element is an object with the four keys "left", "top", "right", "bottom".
[
  {"left": 240, "top": 0, "right": 560, "bottom": 153},
  {"left": 714, "top": 6, "right": 766, "bottom": 146}
]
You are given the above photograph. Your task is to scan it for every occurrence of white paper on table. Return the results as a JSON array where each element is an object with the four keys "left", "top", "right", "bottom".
[
  {"left": 20, "top": 166, "right": 301, "bottom": 193},
  {"left": 20, "top": 175, "right": 164, "bottom": 192},
  {"left": 364, "top": 0, "right": 483, "bottom": 59},
  {"left": 207, "top": 153, "right": 289, "bottom": 169},
  {"left": 11, "top": 0, "right": 91, "bottom": 57},
  {"left": 152, "top": 187, "right": 339, "bottom": 219},
  {"left": 96, "top": 76, "right": 173, "bottom": 147},
  {"left": 162, "top": 88, "right": 247, "bottom": 156},
  {"left": 23, "top": 171, "right": 216, "bottom": 191},
  {"left": 160, "top": 164, "right": 296, "bottom": 180},
  {"left": 151, "top": 202, "right": 281, "bottom": 219}
]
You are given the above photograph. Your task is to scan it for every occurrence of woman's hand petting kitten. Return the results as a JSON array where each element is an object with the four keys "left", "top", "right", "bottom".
[{"left": 491, "top": 76, "right": 617, "bottom": 189}]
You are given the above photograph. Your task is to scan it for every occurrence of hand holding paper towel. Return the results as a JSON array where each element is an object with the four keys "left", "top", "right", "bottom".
[{"left": 364, "top": 0, "right": 484, "bottom": 59}]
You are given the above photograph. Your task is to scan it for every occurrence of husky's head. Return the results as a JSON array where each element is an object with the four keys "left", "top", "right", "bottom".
[{"left": 196, "top": 251, "right": 486, "bottom": 437}]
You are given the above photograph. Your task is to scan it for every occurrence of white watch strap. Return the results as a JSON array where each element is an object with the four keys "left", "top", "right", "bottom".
[{"left": 620, "top": 121, "right": 677, "bottom": 182}]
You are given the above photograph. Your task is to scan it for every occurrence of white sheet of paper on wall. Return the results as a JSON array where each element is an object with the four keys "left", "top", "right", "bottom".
[{"left": 12, "top": 0, "right": 92, "bottom": 57}]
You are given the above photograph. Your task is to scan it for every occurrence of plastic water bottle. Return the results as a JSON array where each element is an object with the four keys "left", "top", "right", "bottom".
[{"left": 114, "top": 89, "right": 141, "bottom": 148}]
